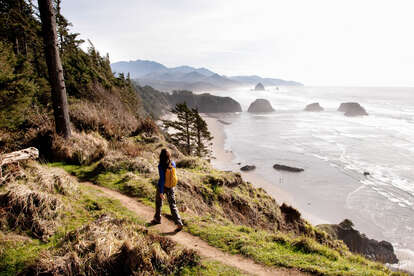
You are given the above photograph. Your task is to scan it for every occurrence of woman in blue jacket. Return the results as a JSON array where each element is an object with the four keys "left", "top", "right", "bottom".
[{"left": 151, "top": 148, "right": 183, "bottom": 231}]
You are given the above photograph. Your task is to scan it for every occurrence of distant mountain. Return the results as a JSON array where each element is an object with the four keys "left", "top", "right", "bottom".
[
  {"left": 111, "top": 59, "right": 303, "bottom": 91},
  {"left": 169, "top": 66, "right": 215, "bottom": 76},
  {"left": 111, "top": 60, "right": 167, "bottom": 78}
]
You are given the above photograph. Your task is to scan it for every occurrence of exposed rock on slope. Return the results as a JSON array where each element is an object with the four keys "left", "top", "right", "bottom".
[
  {"left": 317, "top": 219, "right": 398, "bottom": 264},
  {"left": 167, "top": 90, "right": 242, "bottom": 113},
  {"left": 338, "top": 102, "right": 368, "bottom": 116},
  {"left": 247, "top": 99, "right": 274, "bottom": 113},
  {"left": 304, "top": 102, "right": 324, "bottom": 112},
  {"left": 254, "top": 82, "right": 265, "bottom": 91}
]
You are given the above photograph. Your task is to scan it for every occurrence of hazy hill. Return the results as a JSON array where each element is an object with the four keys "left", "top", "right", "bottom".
[
  {"left": 111, "top": 59, "right": 303, "bottom": 91},
  {"left": 111, "top": 60, "right": 168, "bottom": 77},
  {"left": 230, "top": 75, "right": 303, "bottom": 86}
]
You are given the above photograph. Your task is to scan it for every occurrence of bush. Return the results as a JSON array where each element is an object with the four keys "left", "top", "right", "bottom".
[
  {"left": 51, "top": 132, "right": 108, "bottom": 165},
  {"left": 70, "top": 96, "right": 140, "bottom": 140},
  {"left": 176, "top": 157, "right": 209, "bottom": 170},
  {"left": 97, "top": 151, "right": 153, "bottom": 174},
  {"left": 133, "top": 117, "right": 159, "bottom": 136}
]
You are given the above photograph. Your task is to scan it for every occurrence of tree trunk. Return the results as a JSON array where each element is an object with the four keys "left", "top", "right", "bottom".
[{"left": 38, "top": 0, "right": 71, "bottom": 138}]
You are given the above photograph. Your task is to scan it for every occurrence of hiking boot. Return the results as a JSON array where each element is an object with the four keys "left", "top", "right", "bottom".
[
  {"left": 175, "top": 224, "right": 183, "bottom": 232},
  {"left": 148, "top": 219, "right": 161, "bottom": 226}
]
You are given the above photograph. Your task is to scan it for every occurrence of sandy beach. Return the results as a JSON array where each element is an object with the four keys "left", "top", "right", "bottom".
[{"left": 202, "top": 114, "right": 328, "bottom": 225}]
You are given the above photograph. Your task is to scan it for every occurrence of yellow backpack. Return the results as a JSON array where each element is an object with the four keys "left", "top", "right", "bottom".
[{"left": 165, "top": 163, "right": 178, "bottom": 188}]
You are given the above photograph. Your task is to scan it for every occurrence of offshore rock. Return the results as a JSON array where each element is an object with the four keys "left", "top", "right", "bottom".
[
  {"left": 273, "top": 164, "right": 304, "bottom": 172},
  {"left": 338, "top": 102, "right": 368, "bottom": 117},
  {"left": 304, "top": 102, "right": 324, "bottom": 112},
  {"left": 254, "top": 82, "right": 265, "bottom": 91},
  {"left": 247, "top": 99, "right": 274, "bottom": 113}
]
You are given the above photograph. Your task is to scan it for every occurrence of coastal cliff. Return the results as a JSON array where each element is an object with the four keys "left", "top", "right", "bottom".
[
  {"left": 167, "top": 90, "right": 242, "bottom": 113},
  {"left": 317, "top": 220, "right": 398, "bottom": 264}
]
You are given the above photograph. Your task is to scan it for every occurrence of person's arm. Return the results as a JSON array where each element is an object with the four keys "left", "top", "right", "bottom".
[{"left": 158, "top": 165, "right": 165, "bottom": 194}]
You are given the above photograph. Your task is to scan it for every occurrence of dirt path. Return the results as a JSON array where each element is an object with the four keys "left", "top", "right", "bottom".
[{"left": 84, "top": 182, "right": 308, "bottom": 276}]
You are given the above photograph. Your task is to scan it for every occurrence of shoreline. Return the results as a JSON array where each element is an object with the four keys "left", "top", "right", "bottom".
[{"left": 202, "top": 114, "right": 328, "bottom": 225}]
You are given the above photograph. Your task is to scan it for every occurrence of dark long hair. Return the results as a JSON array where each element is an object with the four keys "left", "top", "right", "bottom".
[{"left": 159, "top": 148, "right": 171, "bottom": 170}]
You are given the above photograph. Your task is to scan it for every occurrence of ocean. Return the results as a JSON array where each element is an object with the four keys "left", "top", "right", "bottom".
[{"left": 201, "top": 86, "right": 414, "bottom": 272}]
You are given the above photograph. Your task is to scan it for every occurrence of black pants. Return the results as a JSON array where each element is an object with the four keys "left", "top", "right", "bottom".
[{"left": 154, "top": 187, "right": 183, "bottom": 226}]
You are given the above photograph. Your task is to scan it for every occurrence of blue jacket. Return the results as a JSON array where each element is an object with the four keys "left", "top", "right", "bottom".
[{"left": 158, "top": 161, "right": 176, "bottom": 193}]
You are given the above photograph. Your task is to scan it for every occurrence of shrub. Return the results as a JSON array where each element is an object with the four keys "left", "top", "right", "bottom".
[
  {"left": 133, "top": 117, "right": 159, "bottom": 136},
  {"left": 69, "top": 95, "right": 140, "bottom": 140},
  {"left": 51, "top": 132, "right": 108, "bottom": 165},
  {"left": 176, "top": 157, "right": 209, "bottom": 170},
  {"left": 97, "top": 151, "right": 153, "bottom": 174}
]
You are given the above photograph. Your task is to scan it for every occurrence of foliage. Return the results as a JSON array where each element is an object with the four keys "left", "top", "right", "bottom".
[
  {"left": 192, "top": 108, "right": 213, "bottom": 157},
  {"left": 163, "top": 103, "right": 213, "bottom": 158},
  {"left": 133, "top": 82, "right": 170, "bottom": 119},
  {"left": 0, "top": 0, "right": 146, "bottom": 147}
]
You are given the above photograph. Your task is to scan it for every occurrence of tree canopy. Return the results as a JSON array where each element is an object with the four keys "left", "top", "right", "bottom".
[{"left": 163, "top": 103, "right": 213, "bottom": 158}]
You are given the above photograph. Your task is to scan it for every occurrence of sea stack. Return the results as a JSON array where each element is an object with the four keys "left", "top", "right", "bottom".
[
  {"left": 247, "top": 99, "right": 274, "bottom": 113},
  {"left": 338, "top": 102, "right": 368, "bottom": 116},
  {"left": 254, "top": 82, "right": 265, "bottom": 91},
  {"left": 304, "top": 103, "right": 324, "bottom": 112}
]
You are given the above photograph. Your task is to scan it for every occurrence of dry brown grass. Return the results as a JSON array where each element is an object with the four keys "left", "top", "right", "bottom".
[
  {"left": 133, "top": 117, "right": 159, "bottom": 137},
  {"left": 0, "top": 162, "right": 78, "bottom": 242},
  {"left": 0, "top": 185, "right": 61, "bottom": 241},
  {"left": 51, "top": 131, "right": 108, "bottom": 165},
  {"left": 69, "top": 93, "right": 140, "bottom": 140},
  {"left": 112, "top": 139, "right": 144, "bottom": 158},
  {"left": 97, "top": 150, "right": 154, "bottom": 175},
  {"left": 29, "top": 163, "right": 79, "bottom": 196},
  {"left": 22, "top": 215, "right": 199, "bottom": 275}
]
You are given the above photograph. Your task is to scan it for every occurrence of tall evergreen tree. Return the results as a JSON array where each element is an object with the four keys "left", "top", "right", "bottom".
[
  {"left": 163, "top": 103, "right": 213, "bottom": 157},
  {"left": 163, "top": 103, "right": 194, "bottom": 155},
  {"left": 38, "top": 0, "right": 71, "bottom": 138},
  {"left": 191, "top": 108, "right": 213, "bottom": 158}
]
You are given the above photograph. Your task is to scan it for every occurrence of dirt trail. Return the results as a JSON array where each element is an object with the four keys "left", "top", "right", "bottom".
[{"left": 84, "top": 182, "right": 308, "bottom": 276}]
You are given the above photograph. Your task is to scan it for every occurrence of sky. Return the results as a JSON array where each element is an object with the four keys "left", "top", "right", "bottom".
[{"left": 61, "top": 0, "right": 414, "bottom": 86}]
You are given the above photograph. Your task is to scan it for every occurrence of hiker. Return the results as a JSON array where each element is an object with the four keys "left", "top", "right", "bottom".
[{"left": 151, "top": 148, "right": 183, "bottom": 231}]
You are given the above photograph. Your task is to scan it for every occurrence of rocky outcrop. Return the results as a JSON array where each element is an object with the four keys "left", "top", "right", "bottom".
[
  {"left": 273, "top": 164, "right": 304, "bottom": 172},
  {"left": 254, "top": 83, "right": 265, "bottom": 91},
  {"left": 167, "top": 90, "right": 242, "bottom": 113},
  {"left": 240, "top": 165, "right": 256, "bottom": 171},
  {"left": 247, "top": 99, "right": 274, "bottom": 113},
  {"left": 338, "top": 102, "right": 368, "bottom": 117},
  {"left": 304, "top": 103, "right": 324, "bottom": 112},
  {"left": 317, "top": 219, "right": 398, "bottom": 264}
]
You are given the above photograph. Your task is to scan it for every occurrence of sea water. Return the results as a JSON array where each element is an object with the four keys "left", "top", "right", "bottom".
[{"left": 201, "top": 86, "right": 414, "bottom": 272}]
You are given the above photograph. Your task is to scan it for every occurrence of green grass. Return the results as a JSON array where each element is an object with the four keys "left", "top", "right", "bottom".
[
  {"left": 185, "top": 217, "right": 403, "bottom": 276},
  {"left": 181, "top": 260, "right": 248, "bottom": 276}
]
